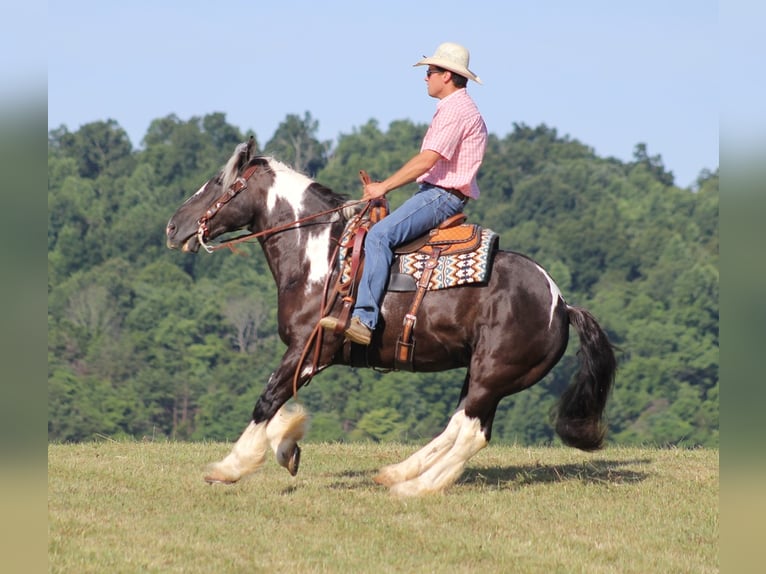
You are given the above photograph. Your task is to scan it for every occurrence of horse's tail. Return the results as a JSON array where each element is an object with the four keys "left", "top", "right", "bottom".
[{"left": 554, "top": 305, "right": 617, "bottom": 451}]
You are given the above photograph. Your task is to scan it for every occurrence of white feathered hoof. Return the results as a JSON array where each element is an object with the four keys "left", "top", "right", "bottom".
[
  {"left": 203, "top": 462, "right": 240, "bottom": 485},
  {"left": 373, "top": 465, "right": 405, "bottom": 487},
  {"left": 389, "top": 479, "right": 440, "bottom": 498}
]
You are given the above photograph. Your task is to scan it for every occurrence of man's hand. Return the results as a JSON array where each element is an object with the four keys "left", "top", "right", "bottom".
[
  {"left": 362, "top": 149, "right": 441, "bottom": 200},
  {"left": 363, "top": 182, "right": 388, "bottom": 200}
]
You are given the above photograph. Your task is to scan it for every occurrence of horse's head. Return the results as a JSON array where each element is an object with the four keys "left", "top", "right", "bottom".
[
  {"left": 166, "top": 137, "right": 266, "bottom": 253},
  {"left": 167, "top": 138, "right": 357, "bottom": 258}
]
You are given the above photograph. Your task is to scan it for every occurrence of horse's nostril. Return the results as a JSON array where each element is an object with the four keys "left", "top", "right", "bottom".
[{"left": 167, "top": 222, "right": 176, "bottom": 236}]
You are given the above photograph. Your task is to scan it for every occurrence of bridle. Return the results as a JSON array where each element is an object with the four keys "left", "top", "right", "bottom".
[
  {"left": 195, "top": 162, "right": 366, "bottom": 253},
  {"left": 193, "top": 162, "right": 380, "bottom": 397}
]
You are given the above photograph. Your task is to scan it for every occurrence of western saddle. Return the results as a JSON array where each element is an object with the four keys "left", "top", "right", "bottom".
[{"left": 330, "top": 171, "right": 483, "bottom": 371}]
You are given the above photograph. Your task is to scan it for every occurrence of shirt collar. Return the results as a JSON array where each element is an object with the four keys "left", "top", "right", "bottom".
[{"left": 436, "top": 88, "right": 467, "bottom": 109}]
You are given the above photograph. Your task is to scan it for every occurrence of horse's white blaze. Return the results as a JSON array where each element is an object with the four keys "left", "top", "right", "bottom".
[
  {"left": 304, "top": 228, "right": 332, "bottom": 289},
  {"left": 266, "top": 160, "right": 313, "bottom": 214},
  {"left": 535, "top": 263, "right": 563, "bottom": 328},
  {"left": 182, "top": 182, "right": 208, "bottom": 205},
  {"left": 390, "top": 410, "right": 488, "bottom": 497}
]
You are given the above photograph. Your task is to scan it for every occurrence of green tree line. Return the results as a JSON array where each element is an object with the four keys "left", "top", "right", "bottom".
[{"left": 48, "top": 112, "right": 718, "bottom": 446}]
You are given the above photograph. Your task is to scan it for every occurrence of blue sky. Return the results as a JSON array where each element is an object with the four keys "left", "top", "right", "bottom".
[{"left": 44, "top": 0, "right": 725, "bottom": 188}]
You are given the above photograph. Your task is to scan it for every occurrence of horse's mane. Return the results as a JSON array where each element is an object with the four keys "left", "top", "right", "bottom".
[
  {"left": 219, "top": 142, "right": 255, "bottom": 193},
  {"left": 219, "top": 146, "right": 354, "bottom": 217}
]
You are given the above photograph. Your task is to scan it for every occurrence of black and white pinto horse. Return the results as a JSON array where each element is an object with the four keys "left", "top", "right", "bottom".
[{"left": 166, "top": 143, "right": 616, "bottom": 497}]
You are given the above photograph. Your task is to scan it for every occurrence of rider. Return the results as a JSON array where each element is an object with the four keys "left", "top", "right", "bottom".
[{"left": 320, "top": 42, "right": 488, "bottom": 345}]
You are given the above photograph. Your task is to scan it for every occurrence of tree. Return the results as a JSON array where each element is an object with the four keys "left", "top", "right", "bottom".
[
  {"left": 631, "top": 143, "right": 674, "bottom": 187},
  {"left": 222, "top": 294, "right": 268, "bottom": 353},
  {"left": 264, "top": 111, "right": 330, "bottom": 175},
  {"left": 141, "top": 113, "right": 244, "bottom": 189},
  {"left": 51, "top": 119, "right": 135, "bottom": 179},
  {"left": 47, "top": 114, "right": 718, "bottom": 446}
]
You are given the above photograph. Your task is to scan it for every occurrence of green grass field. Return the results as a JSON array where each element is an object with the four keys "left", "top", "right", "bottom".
[{"left": 48, "top": 441, "right": 718, "bottom": 573}]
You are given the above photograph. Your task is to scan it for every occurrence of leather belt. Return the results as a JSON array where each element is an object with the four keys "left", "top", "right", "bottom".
[{"left": 423, "top": 182, "right": 469, "bottom": 204}]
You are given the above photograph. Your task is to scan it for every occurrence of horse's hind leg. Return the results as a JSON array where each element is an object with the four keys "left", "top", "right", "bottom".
[
  {"left": 374, "top": 405, "right": 465, "bottom": 487},
  {"left": 388, "top": 409, "right": 489, "bottom": 497}
]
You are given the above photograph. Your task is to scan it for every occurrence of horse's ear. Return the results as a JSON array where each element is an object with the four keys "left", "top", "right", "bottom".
[
  {"left": 234, "top": 141, "right": 248, "bottom": 161},
  {"left": 246, "top": 136, "right": 255, "bottom": 161}
]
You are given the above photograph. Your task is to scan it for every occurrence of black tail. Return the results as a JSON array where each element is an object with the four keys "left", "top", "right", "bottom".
[{"left": 554, "top": 305, "right": 617, "bottom": 451}]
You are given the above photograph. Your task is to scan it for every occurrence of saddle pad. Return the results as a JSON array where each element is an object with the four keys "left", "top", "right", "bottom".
[
  {"left": 337, "top": 218, "right": 498, "bottom": 290},
  {"left": 337, "top": 215, "right": 371, "bottom": 285},
  {"left": 396, "top": 227, "right": 498, "bottom": 290}
]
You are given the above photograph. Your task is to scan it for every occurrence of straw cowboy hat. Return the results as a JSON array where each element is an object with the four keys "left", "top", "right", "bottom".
[{"left": 413, "top": 42, "right": 482, "bottom": 84}]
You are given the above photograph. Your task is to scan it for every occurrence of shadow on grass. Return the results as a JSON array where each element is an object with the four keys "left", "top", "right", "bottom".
[
  {"left": 327, "top": 469, "right": 377, "bottom": 490},
  {"left": 459, "top": 458, "right": 652, "bottom": 489},
  {"left": 322, "top": 459, "right": 651, "bottom": 491}
]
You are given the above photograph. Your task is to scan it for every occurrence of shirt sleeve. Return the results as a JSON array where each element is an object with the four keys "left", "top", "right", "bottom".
[{"left": 421, "top": 107, "right": 463, "bottom": 161}]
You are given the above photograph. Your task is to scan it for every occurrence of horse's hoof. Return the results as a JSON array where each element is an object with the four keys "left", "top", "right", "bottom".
[
  {"left": 390, "top": 480, "right": 437, "bottom": 498},
  {"left": 373, "top": 473, "right": 392, "bottom": 486},
  {"left": 373, "top": 466, "right": 401, "bottom": 487},
  {"left": 287, "top": 444, "right": 301, "bottom": 477},
  {"left": 204, "top": 465, "right": 239, "bottom": 485},
  {"left": 204, "top": 477, "right": 237, "bottom": 485}
]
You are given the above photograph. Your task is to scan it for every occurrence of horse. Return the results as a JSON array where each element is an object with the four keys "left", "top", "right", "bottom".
[{"left": 165, "top": 140, "right": 616, "bottom": 497}]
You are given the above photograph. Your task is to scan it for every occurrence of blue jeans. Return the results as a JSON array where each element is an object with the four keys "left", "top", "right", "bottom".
[{"left": 353, "top": 183, "right": 467, "bottom": 330}]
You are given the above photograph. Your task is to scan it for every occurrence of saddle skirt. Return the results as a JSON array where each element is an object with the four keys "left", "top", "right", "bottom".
[{"left": 337, "top": 216, "right": 498, "bottom": 293}]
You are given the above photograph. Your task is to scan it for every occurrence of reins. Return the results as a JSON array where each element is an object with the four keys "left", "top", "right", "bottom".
[
  {"left": 198, "top": 202, "right": 364, "bottom": 253},
  {"left": 196, "top": 162, "right": 366, "bottom": 253},
  {"left": 291, "top": 195, "right": 377, "bottom": 398},
  {"left": 197, "top": 161, "right": 377, "bottom": 399}
]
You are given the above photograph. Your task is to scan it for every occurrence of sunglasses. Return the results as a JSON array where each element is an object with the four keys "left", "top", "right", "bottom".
[{"left": 426, "top": 68, "right": 446, "bottom": 78}]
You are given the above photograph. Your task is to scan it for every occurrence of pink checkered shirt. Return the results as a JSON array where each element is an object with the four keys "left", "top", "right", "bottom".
[{"left": 416, "top": 88, "right": 488, "bottom": 199}]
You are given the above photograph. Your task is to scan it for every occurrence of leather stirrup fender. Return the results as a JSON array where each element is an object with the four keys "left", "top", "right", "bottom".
[{"left": 395, "top": 246, "right": 442, "bottom": 371}]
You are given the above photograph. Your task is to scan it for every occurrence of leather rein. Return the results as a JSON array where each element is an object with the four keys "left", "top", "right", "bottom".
[
  {"left": 195, "top": 163, "right": 365, "bottom": 253},
  {"left": 195, "top": 163, "right": 376, "bottom": 398}
]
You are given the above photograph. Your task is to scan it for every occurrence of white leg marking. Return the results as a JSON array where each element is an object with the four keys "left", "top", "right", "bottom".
[
  {"left": 266, "top": 404, "right": 310, "bottom": 470},
  {"left": 204, "top": 420, "right": 269, "bottom": 483},
  {"left": 535, "top": 263, "right": 563, "bottom": 328},
  {"left": 375, "top": 408, "right": 465, "bottom": 486},
  {"left": 389, "top": 411, "right": 488, "bottom": 497}
]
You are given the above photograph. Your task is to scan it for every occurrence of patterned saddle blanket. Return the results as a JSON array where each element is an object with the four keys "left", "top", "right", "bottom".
[
  {"left": 337, "top": 217, "right": 498, "bottom": 293},
  {"left": 390, "top": 226, "right": 498, "bottom": 291}
]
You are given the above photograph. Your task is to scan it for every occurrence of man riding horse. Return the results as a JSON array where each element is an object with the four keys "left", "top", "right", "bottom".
[
  {"left": 165, "top": 42, "right": 616, "bottom": 497},
  {"left": 319, "top": 42, "right": 487, "bottom": 345}
]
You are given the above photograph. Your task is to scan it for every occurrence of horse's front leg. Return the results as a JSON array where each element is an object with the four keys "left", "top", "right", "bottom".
[
  {"left": 204, "top": 356, "right": 311, "bottom": 484},
  {"left": 203, "top": 419, "right": 270, "bottom": 484},
  {"left": 266, "top": 402, "right": 309, "bottom": 476}
]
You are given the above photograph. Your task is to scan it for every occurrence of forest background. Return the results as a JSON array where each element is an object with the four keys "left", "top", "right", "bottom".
[{"left": 47, "top": 111, "right": 719, "bottom": 447}]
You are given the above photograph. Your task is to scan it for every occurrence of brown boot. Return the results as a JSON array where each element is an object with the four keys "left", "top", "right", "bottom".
[{"left": 344, "top": 317, "right": 372, "bottom": 345}]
